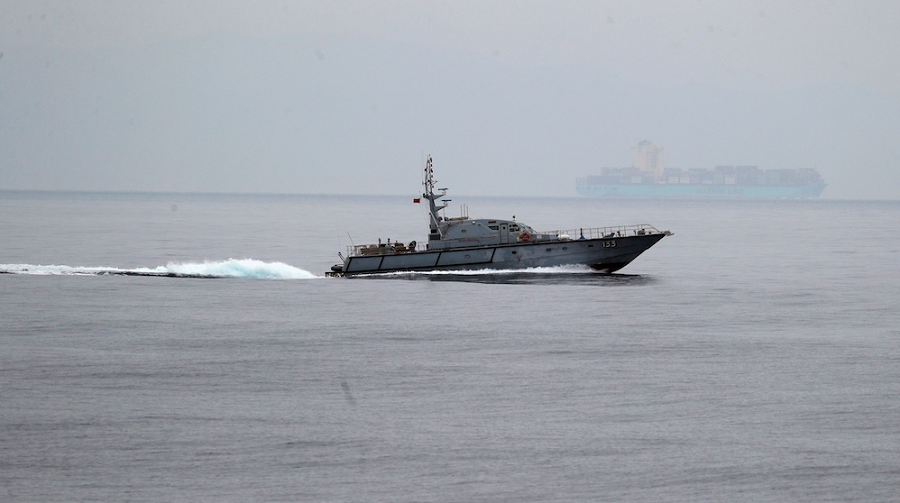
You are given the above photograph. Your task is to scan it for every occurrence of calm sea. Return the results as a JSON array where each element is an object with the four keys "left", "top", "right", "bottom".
[{"left": 2, "top": 191, "right": 898, "bottom": 502}]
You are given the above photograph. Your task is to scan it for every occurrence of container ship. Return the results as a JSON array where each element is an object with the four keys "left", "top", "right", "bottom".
[{"left": 576, "top": 141, "right": 826, "bottom": 199}]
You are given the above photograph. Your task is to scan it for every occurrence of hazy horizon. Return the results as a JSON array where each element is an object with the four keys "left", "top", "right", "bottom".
[{"left": 3, "top": 1, "right": 899, "bottom": 200}]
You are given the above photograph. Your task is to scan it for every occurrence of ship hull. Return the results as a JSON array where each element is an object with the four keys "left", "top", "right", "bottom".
[
  {"left": 334, "top": 233, "right": 667, "bottom": 276},
  {"left": 576, "top": 181, "right": 826, "bottom": 199}
]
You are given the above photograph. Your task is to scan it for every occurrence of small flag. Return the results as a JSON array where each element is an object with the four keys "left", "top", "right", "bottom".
[{"left": 413, "top": 198, "right": 421, "bottom": 203}]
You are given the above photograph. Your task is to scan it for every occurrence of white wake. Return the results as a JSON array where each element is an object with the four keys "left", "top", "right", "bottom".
[{"left": 0, "top": 259, "right": 319, "bottom": 280}]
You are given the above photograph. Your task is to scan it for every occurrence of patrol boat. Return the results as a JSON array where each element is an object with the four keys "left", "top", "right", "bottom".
[{"left": 327, "top": 156, "right": 671, "bottom": 277}]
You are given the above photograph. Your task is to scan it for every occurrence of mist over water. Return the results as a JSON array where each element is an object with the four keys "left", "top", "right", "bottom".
[
  {"left": 3, "top": 3, "right": 900, "bottom": 199},
  {"left": 2, "top": 191, "right": 898, "bottom": 502}
]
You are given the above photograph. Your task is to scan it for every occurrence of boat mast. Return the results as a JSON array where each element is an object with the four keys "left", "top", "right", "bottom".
[{"left": 423, "top": 155, "right": 447, "bottom": 243}]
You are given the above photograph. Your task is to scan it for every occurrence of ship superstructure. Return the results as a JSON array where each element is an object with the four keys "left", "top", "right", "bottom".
[{"left": 577, "top": 142, "right": 826, "bottom": 199}]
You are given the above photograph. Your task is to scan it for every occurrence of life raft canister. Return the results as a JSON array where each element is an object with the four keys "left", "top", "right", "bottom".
[{"left": 519, "top": 232, "right": 531, "bottom": 242}]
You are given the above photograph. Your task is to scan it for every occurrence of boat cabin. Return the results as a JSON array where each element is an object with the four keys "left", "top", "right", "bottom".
[{"left": 429, "top": 218, "right": 539, "bottom": 250}]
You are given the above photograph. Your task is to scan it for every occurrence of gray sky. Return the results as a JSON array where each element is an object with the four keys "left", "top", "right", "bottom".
[{"left": 2, "top": 0, "right": 899, "bottom": 199}]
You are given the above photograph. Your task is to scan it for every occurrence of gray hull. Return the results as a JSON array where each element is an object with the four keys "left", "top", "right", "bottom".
[{"left": 340, "top": 233, "right": 666, "bottom": 276}]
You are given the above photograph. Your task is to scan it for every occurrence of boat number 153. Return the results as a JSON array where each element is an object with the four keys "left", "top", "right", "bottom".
[{"left": 603, "top": 240, "right": 617, "bottom": 248}]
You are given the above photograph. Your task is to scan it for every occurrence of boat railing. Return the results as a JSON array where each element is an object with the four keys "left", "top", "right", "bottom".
[
  {"left": 346, "top": 224, "right": 669, "bottom": 257},
  {"left": 537, "top": 224, "right": 668, "bottom": 241},
  {"left": 348, "top": 240, "right": 427, "bottom": 257}
]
